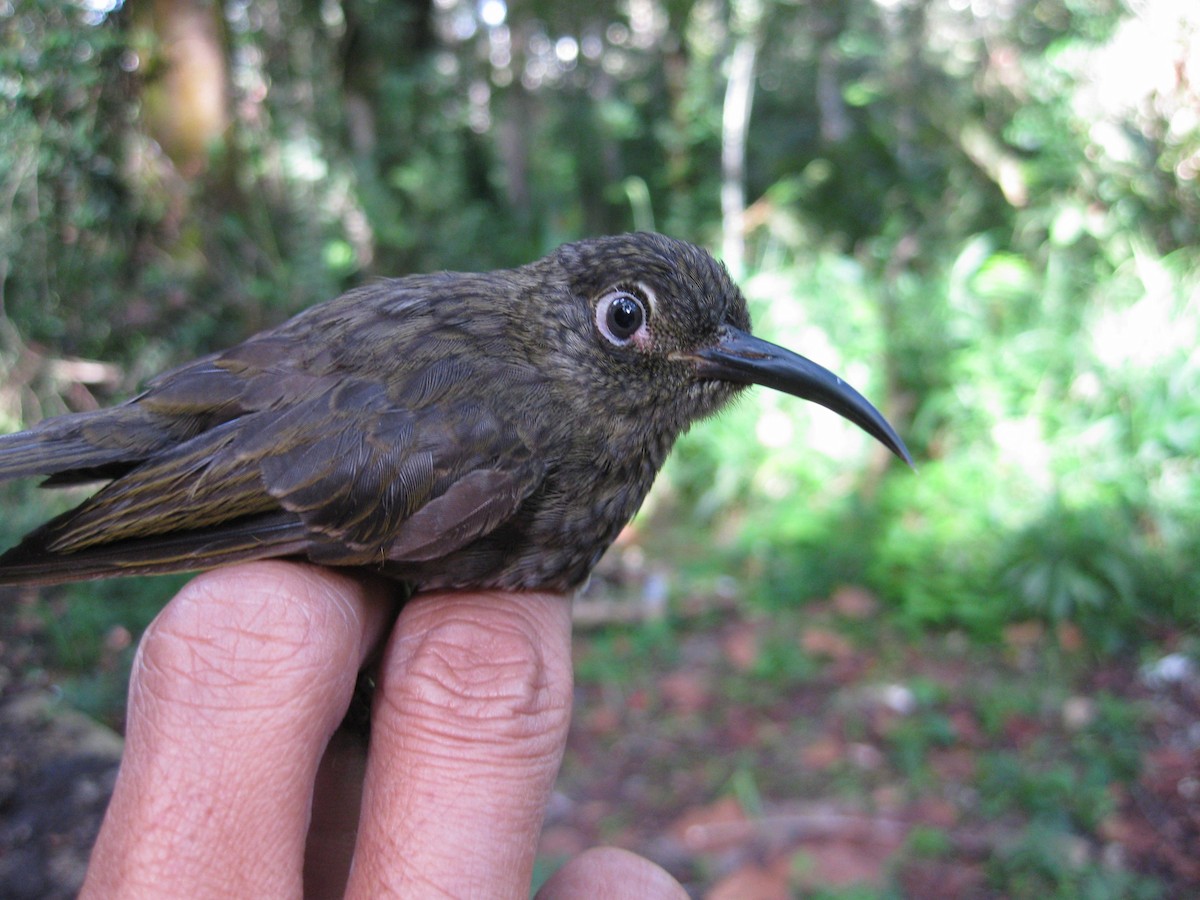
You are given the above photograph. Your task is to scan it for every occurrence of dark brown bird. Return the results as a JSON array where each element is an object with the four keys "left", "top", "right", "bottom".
[{"left": 0, "top": 233, "right": 910, "bottom": 589}]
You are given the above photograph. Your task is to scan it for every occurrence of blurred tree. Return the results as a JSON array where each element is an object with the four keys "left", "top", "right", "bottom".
[{"left": 134, "top": 0, "right": 229, "bottom": 178}]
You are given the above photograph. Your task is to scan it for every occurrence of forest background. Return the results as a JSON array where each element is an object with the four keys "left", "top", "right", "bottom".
[{"left": 1, "top": 0, "right": 1198, "bottom": 895}]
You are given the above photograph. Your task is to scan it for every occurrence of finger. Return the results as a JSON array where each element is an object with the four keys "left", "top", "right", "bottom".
[
  {"left": 537, "top": 847, "right": 688, "bottom": 899},
  {"left": 82, "top": 561, "right": 398, "bottom": 899},
  {"left": 345, "top": 590, "right": 573, "bottom": 899}
]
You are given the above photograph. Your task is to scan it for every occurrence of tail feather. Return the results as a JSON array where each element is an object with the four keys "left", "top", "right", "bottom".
[
  {"left": 0, "top": 405, "right": 181, "bottom": 484},
  {"left": 0, "top": 428, "right": 123, "bottom": 483},
  {"left": 0, "top": 511, "right": 311, "bottom": 586}
]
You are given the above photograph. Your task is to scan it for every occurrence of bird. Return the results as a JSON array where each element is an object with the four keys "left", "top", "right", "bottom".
[{"left": 0, "top": 232, "right": 910, "bottom": 589}]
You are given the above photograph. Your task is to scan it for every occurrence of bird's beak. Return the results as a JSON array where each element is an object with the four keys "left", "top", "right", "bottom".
[{"left": 684, "top": 326, "right": 914, "bottom": 467}]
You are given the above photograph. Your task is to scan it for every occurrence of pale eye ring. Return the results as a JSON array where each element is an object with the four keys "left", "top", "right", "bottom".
[{"left": 596, "top": 290, "right": 648, "bottom": 345}]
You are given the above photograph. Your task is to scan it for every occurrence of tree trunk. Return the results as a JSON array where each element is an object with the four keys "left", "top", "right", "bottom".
[
  {"left": 721, "top": 35, "right": 757, "bottom": 275},
  {"left": 135, "top": 0, "right": 229, "bottom": 178}
]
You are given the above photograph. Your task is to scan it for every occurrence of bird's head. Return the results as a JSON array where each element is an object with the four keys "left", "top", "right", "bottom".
[{"left": 536, "top": 232, "right": 911, "bottom": 466}]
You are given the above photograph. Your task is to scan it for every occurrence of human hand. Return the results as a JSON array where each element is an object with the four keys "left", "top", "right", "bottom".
[{"left": 80, "top": 561, "right": 684, "bottom": 898}]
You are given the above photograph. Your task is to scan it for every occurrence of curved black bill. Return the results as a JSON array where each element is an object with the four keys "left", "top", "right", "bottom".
[{"left": 688, "top": 326, "right": 913, "bottom": 467}]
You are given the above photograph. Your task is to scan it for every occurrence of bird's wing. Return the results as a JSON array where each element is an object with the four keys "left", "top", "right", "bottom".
[
  {"left": 0, "top": 375, "right": 546, "bottom": 585},
  {"left": 0, "top": 349, "right": 314, "bottom": 486},
  {"left": 0, "top": 356, "right": 232, "bottom": 485},
  {"left": 247, "top": 381, "right": 547, "bottom": 567}
]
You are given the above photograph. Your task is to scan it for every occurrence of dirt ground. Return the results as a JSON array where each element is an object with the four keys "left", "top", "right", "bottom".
[
  {"left": 0, "top": 638, "right": 121, "bottom": 898},
  {"left": 1, "top": 595, "right": 1197, "bottom": 898}
]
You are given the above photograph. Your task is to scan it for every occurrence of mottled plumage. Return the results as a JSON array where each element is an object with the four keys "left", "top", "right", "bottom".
[{"left": 0, "top": 233, "right": 909, "bottom": 588}]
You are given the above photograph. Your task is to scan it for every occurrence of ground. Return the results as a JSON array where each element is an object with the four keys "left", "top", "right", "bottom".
[
  {"left": 555, "top": 586, "right": 1200, "bottom": 897},
  {"left": 1, "top": 583, "right": 1197, "bottom": 898},
  {"left": 0, "top": 607, "right": 121, "bottom": 900}
]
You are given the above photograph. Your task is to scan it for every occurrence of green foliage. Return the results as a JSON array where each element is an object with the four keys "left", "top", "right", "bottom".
[
  {"left": 0, "top": 482, "right": 76, "bottom": 553},
  {"left": 903, "top": 825, "right": 953, "bottom": 859},
  {"left": 1000, "top": 501, "right": 1142, "bottom": 645},
  {"left": 0, "top": 0, "right": 136, "bottom": 361},
  {"left": 978, "top": 752, "right": 1111, "bottom": 831},
  {"left": 41, "top": 575, "right": 178, "bottom": 671},
  {"left": 973, "top": 691, "right": 1146, "bottom": 845},
  {"left": 986, "top": 821, "right": 1164, "bottom": 899},
  {"left": 573, "top": 619, "right": 680, "bottom": 686},
  {"left": 866, "top": 456, "right": 1012, "bottom": 636},
  {"left": 2, "top": 0, "right": 1198, "bottom": 685},
  {"left": 973, "top": 679, "right": 1046, "bottom": 740},
  {"left": 27, "top": 574, "right": 180, "bottom": 725},
  {"left": 886, "top": 710, "right": 958, "bottom": 780},
  {"left": 743, "top": 630, "right": 819, "bottom": 693}
]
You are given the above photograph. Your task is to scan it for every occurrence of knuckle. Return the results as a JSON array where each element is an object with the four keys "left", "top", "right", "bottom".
[
  {"left": 384, "top": 600, "right": 572, "bottom": 751},
  {"left": 134, "top": 564, "right": 360, "bottom": 715}
]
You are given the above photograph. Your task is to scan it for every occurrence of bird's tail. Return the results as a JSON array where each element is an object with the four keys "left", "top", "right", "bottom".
[
  {"left": 0, "top": 405, "right": 170, "bottom": 485},
  {"left": 0, "top": 511, "right": 310, "bottom": 586},
  {"left": 0, "top": 405, "right": 296, "bottom": 584}
]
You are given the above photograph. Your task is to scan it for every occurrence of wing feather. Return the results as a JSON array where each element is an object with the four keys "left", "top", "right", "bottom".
[
  {"left": 0, "top": 381, "right": 546, "bottom": 585},
  {"left": 0, "top": 283, "right": 550, "bottom": 586}
]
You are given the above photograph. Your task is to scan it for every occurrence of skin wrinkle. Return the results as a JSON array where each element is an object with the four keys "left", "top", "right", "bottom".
[
  {"left": 380, "top": 605, "right": 569, "bottom": 750},
  {"left": 386, "top": 825, "right": 477, "bottom": 894},
  {"left": 122, "top": 680, "right": 304, "bottom": 855},
  {"left": 100, "top": 756, "right": 248, "bottom": 891},
  {"left": 395, "top": 630, "right": 554, "bottom": 718},
  {"left": 135, "top": 565, "right": 375, "bottom": 732},
  {"left": 361, "top": 788, "right": 545, "bottom": 900},
  {"left": 401, "top": 872, "right": 461, "bottom": 900},
  {"left": 84, "top": 566, "right": 690, "bottom": 897},
  {"left": 345, "top": 591, "right": 571, "bottom": 899},
  {"left": 376, "top": 740, "right": 551, "bottom": 851},
  {"left": 88, "top": 564, "right": 397, "bottom": 899},
  {"left": 371, "top": 612, "right": 569, "bottom": 833},
  {"left": 133, "top": 628, "right": 337, "bottom": 740},
  {"left": 389, "top": 732, "right": 562, "bottom": 781}
]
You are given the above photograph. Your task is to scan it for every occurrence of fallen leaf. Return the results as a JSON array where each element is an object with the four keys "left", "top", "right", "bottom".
[
  {"left": 722, "top": 623, "right": 760, "bottom": 672},
  {"left": 800, "top": 736, "right": 844, "bottom": 771},
  {"left": 831, "top": 585, "right": 879, "bottom": 619},
  {"left": 537, "top": 824, "right": 586, "bottom": 858},
  {"left": 1056, "top": 621, "right": 1084, "bottom": 652},
  {"left": 801, "top": 627, "right": 854, "bottom": 661},
  {"left": 846, "top": 742, "right": 884, "bottom": 770},
  {"left": 911, "top": 795, "right": 960, "bottom": 828},
  {"left": 928, "top": 748, "right": 977, "bottom": 782},
  {"left": 707, "top": 863, "right": 790, "bottom": 900},
  {"left": 791, "top": 838, "right": 897, "bottom": 890},
  {"left": 1002, "top": 621, "right": 1044, "bottom": 650},
  {"left": 103, "top": 626, "right": 132, "bottom": 652},
  {"left": 948, "top": 707, "right": 985, "bottom": 746},
  {"left": 669, "top": 796, "right": 751, "bottom": 853},
  {"left": 659, "top": 669, "right": 711, "bottom": 715},
  {"left": 896, "top": 859, "right": 988, "bottom": 898},
  {"left": 583, "top": 704, "right": 621, "bottom": 736}
]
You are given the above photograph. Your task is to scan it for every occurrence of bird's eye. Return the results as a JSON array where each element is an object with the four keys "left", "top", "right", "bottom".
[{"left": 596, "top": 290, "right": 648, "bottom": 346}]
